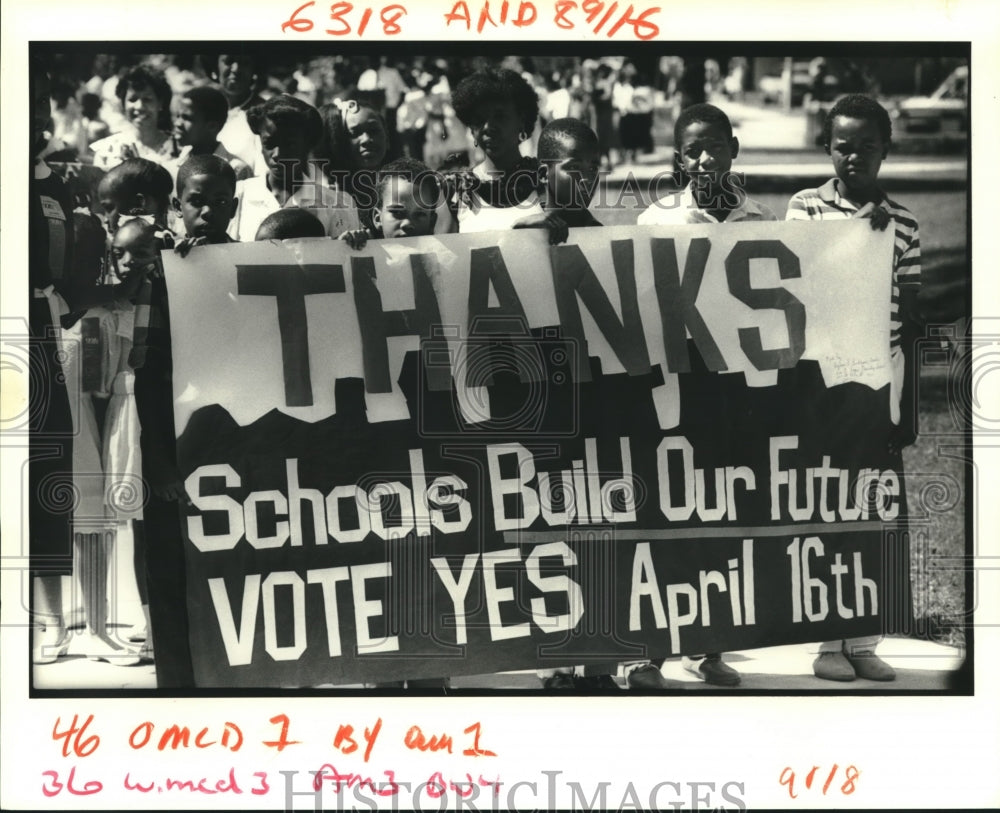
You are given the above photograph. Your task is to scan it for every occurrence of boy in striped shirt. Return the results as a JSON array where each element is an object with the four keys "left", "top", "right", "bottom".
[{"left": 787, "top": 94, "right": 921, "bottom": 683}]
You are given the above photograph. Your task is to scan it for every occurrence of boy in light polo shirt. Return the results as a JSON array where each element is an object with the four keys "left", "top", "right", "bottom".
[
  {"left": 787, "top": 94, "right": 920, "bottom": 683},
  {"left": 628, "top": 104, "right": 771, "bottom": 688},
  {"left": 637, "top": 103, "right": 775, "bottom": 226}
]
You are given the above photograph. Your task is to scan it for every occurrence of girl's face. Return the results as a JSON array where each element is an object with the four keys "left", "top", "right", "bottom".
[
  {"left": 258, "top": 116, "right": 311, "bottom": 185},
  {"left": 345, "top": 107, "right": 388, "bottom": 170},
  {"left": 123, "top": 84, "right": 162, "bottom": 131},
  {"left": 469, "top": 100, "right": 523, "bottom": 162}
]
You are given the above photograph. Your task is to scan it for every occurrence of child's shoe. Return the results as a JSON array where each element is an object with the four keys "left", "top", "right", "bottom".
[
  {"left": 813, "top": 651, "right": 856, "bottom": 681},
  {"left": 126, "top": 624, "right": 147, "bottom": 643},
  {"left": 625, "top": 663, "right": 671, "bottom": 689},
  {"left": 84, "top": 633, "right": 141, "bottom": 666},
  {"left": 682, "top": 654, "right": 741, "bottom": 686},
  {"left": 541, "top": 672, "right": 576, "bottom": 689},
  {"left": 574, "top": 674, "right": 622, "bottom": 690},
  {"left": 33, "top": 627, "right": 70, "bottom": 665},
  {"left": 845, "top": 650, "right": 896, "bottom": 681}
]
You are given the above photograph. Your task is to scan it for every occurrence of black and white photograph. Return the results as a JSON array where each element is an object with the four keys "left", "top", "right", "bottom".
[{"left": 2, "top": 0, "right": 998, "bottom": 809}]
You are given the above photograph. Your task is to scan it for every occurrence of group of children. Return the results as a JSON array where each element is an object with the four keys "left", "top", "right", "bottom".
[{"left": 31, "top": 57, "right": 918, "bottom": 690}]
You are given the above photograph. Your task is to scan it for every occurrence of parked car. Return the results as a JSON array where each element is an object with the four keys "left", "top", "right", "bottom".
[{"left": 893, "top": 66, "right": 968, "bottom": 134}]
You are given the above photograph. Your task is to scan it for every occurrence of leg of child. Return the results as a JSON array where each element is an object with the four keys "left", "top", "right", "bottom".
[
  {"left": 77, "top": 531, "right": 108, "bottom": 635},
  {"left": 75, "top": 530, "right": 138, "bottom": 664},
  {"left": 129, "top": 519, "right": 152, "bottom": 649},
  {"left": 33, "top": 575, "right": 68, "bottom": 664}
]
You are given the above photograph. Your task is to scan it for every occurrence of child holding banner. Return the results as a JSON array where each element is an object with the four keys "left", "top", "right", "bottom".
[
  {"left": 339, "top": 157, "right": 440, "bottom": 248},
  {"left": 525, "top": 117, "right": 623, "bottom": 690},
  {"left": 787, "top": 94, "right": 920, "bottom": 683},
  {"left": 438, "top": 67, "right": 545, "bottom": 234},
  {"left": 340, "top": 157, "right": 449, "bottom": 689},
  {"left": 630, "top": 103, "right": 779, "bottom": 688},
  {"left": 171, "top": 154, "right": 238, "bottom": 249},
  {"left": 116, "top": 215, "right": 196, "bottom": 687}
]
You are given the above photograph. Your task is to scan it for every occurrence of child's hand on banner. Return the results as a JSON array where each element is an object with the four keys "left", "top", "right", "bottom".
[
  {"left": 339, "top": 229, "right": 370, "bottom": 250},
  {"left": 174, "top": 236, "right": 209, "bottom": 258},
  {"left": 513, "top": 212, "right": 569, "bottom": 245},
  {"left": 863, "top": 205, "right": 892, "bottom": 231},
  {"left": 887, "top": 423, "right": 917, "bottom": 456},
  {"left": 148, "top": 464, "right": 193, "bottom": 506}
]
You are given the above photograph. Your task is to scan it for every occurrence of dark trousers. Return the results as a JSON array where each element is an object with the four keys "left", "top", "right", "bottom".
[{"left": 143, "top": 490, "right": 194, "bottom": 688}]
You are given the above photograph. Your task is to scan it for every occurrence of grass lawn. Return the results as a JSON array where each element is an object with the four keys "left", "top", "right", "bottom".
[{"left": 595, "top": 190, "right": 970, "bottom": 647}]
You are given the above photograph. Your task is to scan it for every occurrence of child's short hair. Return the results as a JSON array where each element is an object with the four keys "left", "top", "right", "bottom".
[
  {"left": 81, "top": 92, "right": 102, "bottom": 119},
  {"left": 673, "top": 103, "right": 733, "bottom": 145},
  {"left": 375, "top": 157, "right": 440, "bottom": 209},
  {"left": 538, "top": 117, "right": 599, "bottom": 161},
  {"left": 102, "top": 158, "right": 174, "bottom": 207},
  {"left": 72, "top": 211, "right": 108, "bottom": 286},
  {"left": 254, "top": 208, "right": 325, "bottom": 240},
  {"left": 183, "top": 86, "right": 230, "bottom": 130},
  {"left": 247, "top": 95, "right": 323, "bottom": 148},
  {"left": 821, "top": 93, "right": 893, "bottom": 149},
  {"left": 115, "top": 65, "right": 173, "bottom": 128},
  {"left": 452, "top": 67, "right": 539, "bottom": 134},
  {"left": 177, "top": 154, "right": 237, "bottom": 197}
]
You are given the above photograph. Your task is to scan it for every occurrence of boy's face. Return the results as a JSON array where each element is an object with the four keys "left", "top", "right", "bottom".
[
  {"left": 217, "top": 54, "right": 255, "bottom": 105},
  {"left": 110, "top": 220, "right": 158, "bottom": 285},
  {"left": 545, "top": 135, "right": 601, "bottom": 210},
  {"left": 345, "top": 107, "right": 388, "bottom": 170},
  {"left": 828, "top": 115, "right": 887, "bottom": 195},
  {"left": 676, "top": 120, "right": 738, "bottom": 192},
  {"left": 258, "top": 117, "right": 311, "bottom": 185},
  {"left": 174, "top": 173, "right": 237, "bottom": 240},
  {"left": 374, "top": 178, "right": 437, "bottom": 239},
  {"left": 123, "top": 84, "right": 162, "bottom": 131},
  {"left": 173, "top": 98, "right": 218, "bottom": 148}
]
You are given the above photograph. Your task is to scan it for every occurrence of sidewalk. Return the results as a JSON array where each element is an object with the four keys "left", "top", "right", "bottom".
[
  {"left": 604, "top": 149, "right": 967, "bottom": 192},
  {"left": 33, "top": 636, "right": 964, "bottom": 692}
]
